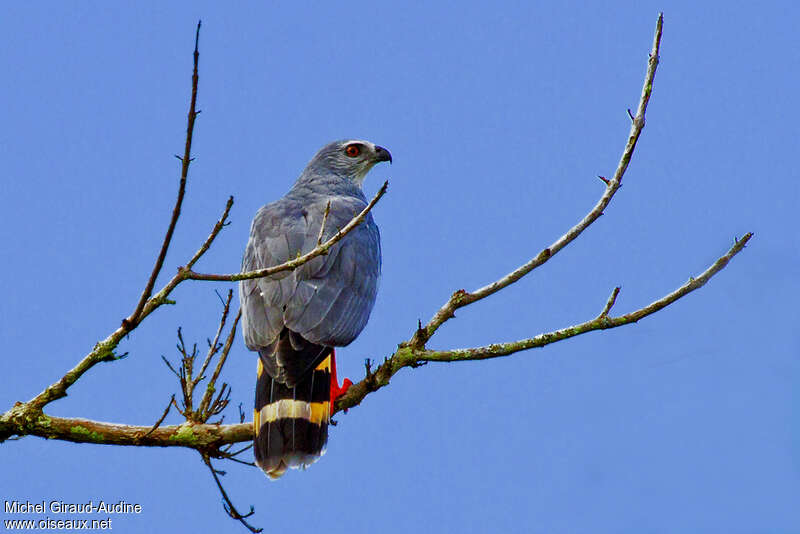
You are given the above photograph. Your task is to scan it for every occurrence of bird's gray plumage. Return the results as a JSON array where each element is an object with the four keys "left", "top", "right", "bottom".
[{"left": 240, "top": 139, "right": 389, "bottom": 386}]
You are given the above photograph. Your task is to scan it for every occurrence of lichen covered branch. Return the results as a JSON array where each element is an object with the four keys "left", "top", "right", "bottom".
[
  {"left": 410, "top": 13, "right": 664, "bottom": 349},
  {"left": 335, "top": 231, "right": 752, "bottom": 413}
]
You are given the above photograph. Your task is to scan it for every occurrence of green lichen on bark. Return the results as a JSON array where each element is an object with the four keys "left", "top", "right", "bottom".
[
  {"left": 70, "top": 425, "right": 104, "bottom": 443},
  {"left": 169, "top": 424, "right": 199, "bottom": 445}
]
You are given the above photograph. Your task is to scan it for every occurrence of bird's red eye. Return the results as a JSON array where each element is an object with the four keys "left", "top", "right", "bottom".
[{"left": 345, "top": 145, "right": 361, "bottom": 157}]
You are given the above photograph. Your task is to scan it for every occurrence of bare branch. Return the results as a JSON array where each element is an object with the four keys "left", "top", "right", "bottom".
[
  {"left": 410, "top": 13, "right": 664, "bottom": 349},
  {"left": 173, "top": 328, "right": 197, "bottom": 416},
  {"left": 160, "top": 294, "right": 241, "bottom": 424},
  {"left": 221, "top": 442, "right": 255, "bottom": 462},
  {"left": 161, "top": 355, "right": 180, "bottom": 378},
  {"left": 141, "top": 395, "right": 176, "bottom": 439},
  {"left": 197, "top": 310, "right": 242, "bottom": 419},
  {"left": 202, "top": 455, "right": 262, "bottom": 533},
  {"left": 218, "top": 455, "right": 257, "bottom": 468},
  {"left": 184, "top": 196, "right": 235, "bottom": 272},
  {"left": 128, "top": 20, "right": 202, "bottom": 326},
  {"left": 196, "top": 290, "right": 234, "bottom": 388},
  {"left": 0, "top": 20, "right": 220, "bottom": 419}
]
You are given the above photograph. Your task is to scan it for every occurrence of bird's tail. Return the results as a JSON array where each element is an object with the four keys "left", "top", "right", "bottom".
[{"left": 253, "top": 351, "right": 333, "bottom": 479}]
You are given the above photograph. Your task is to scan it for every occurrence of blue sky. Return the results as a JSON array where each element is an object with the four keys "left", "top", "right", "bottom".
[{"left": 1, "top": 2, "right": 798, "bottom": 533}]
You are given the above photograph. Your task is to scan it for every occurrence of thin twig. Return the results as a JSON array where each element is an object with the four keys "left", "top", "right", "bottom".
[
  {"left": 207, "top": 383, "right": 231, "bottom": 421},
  {"left": 128, "top": 20, "right": 202, "bottom": 326},
  {"left": 202, "top": 455, "right": 262, "bottom": 533},
  {"left": 173, "top": 328, "right": 197, "bottom": 415},
  {"left": 317, "top": 200, "right": 332, "bottom": 245},
  {"left": 141, "top": 395, "right": 176, "bottom": 439},
  {"left": 197, "top": 310, "right": 241, "bottom": 419},
  {"left": 224, "top": 443, "right": 254, "bottom": 458},
  {"left": 599, "top": 287, "right": 621, "bottom": 317},
  {"left": 163, "top": 294, "right": 239, "bottom": 423},
  {"left": 216, "top": 443, "right": 256, "bottom": 467},
  {"left": 170, "top": 396, "right": 186, "bottom": 418},
  {"left": 184, "top": 196, "right": 235, "bottom": 272},
  {"left": 196, "top": 290, "right": 233, "bottom": 385},
  {"left": 218, "top": 455, "right": 257, "bottom": 468},
  {"left": 161, "top": 355, "right": 180, "bottom": 378}
]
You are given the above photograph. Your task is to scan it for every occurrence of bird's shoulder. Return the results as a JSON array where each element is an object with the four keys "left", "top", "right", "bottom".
[
  {"left": 244, "top": 190, "right": 377, "bottom": 268},
  {"left": 252, "top": 191, "right": 370, "bottom": 235},
  {"left": 249, "top": 197, "right": 305, "bottom": 238}
]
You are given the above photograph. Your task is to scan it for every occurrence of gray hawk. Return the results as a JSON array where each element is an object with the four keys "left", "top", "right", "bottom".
[{"left": 239, "top": 139, "right": 391, "bottom": 478}]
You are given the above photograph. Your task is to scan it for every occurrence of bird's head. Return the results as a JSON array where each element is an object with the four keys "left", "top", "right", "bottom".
[{"left": 305, "top": 139, "right": 392, "bottom": 185}]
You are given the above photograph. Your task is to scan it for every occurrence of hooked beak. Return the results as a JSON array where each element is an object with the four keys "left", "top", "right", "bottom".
[{"left": 374, "top": 145, "right": 392, "bottom": 164}]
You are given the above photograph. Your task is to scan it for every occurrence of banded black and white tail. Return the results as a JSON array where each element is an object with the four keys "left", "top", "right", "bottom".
[{"left": 253, "top": 352, "right": 333, "bottom": 479}]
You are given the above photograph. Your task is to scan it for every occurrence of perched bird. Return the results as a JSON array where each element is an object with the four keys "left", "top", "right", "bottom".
[{"left": 239, "top": 139, "right": 391, "bottom": 479}]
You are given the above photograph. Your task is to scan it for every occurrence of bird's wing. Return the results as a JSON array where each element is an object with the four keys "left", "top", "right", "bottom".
[
  {"left": 239, "top": 195, "right": 380, "bottom": 381},
  {"left": 284, "top": 196, "right": 381, "bottom": 346}
]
